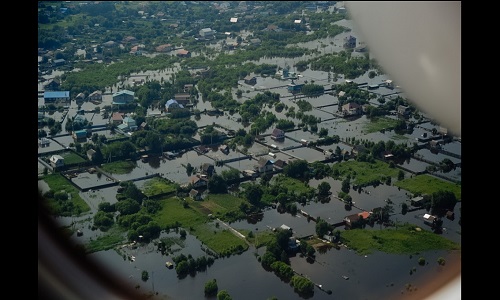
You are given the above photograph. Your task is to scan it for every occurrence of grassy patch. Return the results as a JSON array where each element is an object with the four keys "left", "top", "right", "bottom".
[
  {"left": 84, "top": 227, "right": 128, "bottom": 253},
  {"left": 100, "top": 160, "right": 136, "bottom": 175},
  {"left": 38, "top": 174, "right": 90, "bottom": 216},
  {"left": 363, "top": 117, "right": 399, "bottom": 133},
  {"left": 332, "top": 160, "right": 399, "bottom": 186},
  {"left": 190, "top": 193, "right": 247, "bottom": 222},
  {"left": 270, "top": 176, "right": 313, "bottom": 194},
  {"left": 59, "top": 152, "right": 87, "bottom": 165},
  {"left": 142, "top": 177, "right": 177, "bottom": 197},
  {"left": 394, "top": 174, "right": 461, "bottom": 200},
  {"left": 341, "top": 224, "right": 461, "bottom": 255},
  {"left": 152, "top": 196, "right": 248, "bottom": 255}
]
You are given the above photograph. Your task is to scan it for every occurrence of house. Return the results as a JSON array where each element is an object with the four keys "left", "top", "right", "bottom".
[
  {"left": 201, "top": 163, "right": 215, "bottom": 177},
  {"left": 183, "top": 84, "right": 194, "bottom": 93},
  {"left": 73, "top": 129, "right": 88, "bottom": 141},
  {"left": 165, "top": 99, "right": 184, "bottom": 112},
  {"left": 44, "top": 91, "right": 70, "bottom": 104},
  {"left": 188, "top": 175, "right": 208, "bottom": 188},
  {"left": 397, "top": 105, "right": 411, "bottom": 116},
  {"left": 120, "top": 116, "right": 138, "bottom": 132},
  {"left": 38, "top": 138, "right": 50, "bottom": 148},
  {"left": 174, "top": 93, "right": 191, "bottom": 105},
  {"left": 177, "top": 49, "right": 191, "bottom": 58},
  {"left": 288, "top": 237, "right": 300, "bottom": 250},
  {"left": 112, "top": 90, "right": 135, "bottom": 105},
  {"left": 75, "top": 92, "right": 86, "bottom": 101},
  {"left": 410, "top": 196, "right": 425, "bottom": 207},
  {"left": 352, "top": 144, "right": 368, "bottom": 156},
  {"left": 44, "top": 78, "right": 60, "bottom": 91},
  {"left": 72, "top": 115, "right": 88, "bottom": 128},
  {"left": 423, "top": 213, "right": 437, "bottom": 226},
  {"left": 256, "top": 158, "right": 274, "bottom": 173},
  {"left": 244, "top": 75, "right": 257, "bottom": 85},
  {"left": 287, "top": 82, "right": 303, "bottom": 93},
  {"left": 343, "top": 35, "right": 356, "bottom": 48},
  {"left": 249, "top": 38, "right": 261, "bottom": 46},
  {"left": 273, "top": 159, "right": 287, "bottom": 169},
  {"left": 122, "top": 36, "right": 137, "bottom": 44},
  {"left": 88, "top": 90, "right": 102, "bottom": 101},
  {"left": 102, "top": 40, "right": 117, "bottom": 48},
  {"left": 155, "top": 44, "right": 173, "bottom": 52},
  {"left": 111, "top": 112, "right": 125, "bottom": 125},
  {"left": 87, "top": 149, "right": 96, "bottom": 161},
  {"left": 344, "top": 211, "right": 371, "bottom": 227},
  {"left": 199, "top": 28, "right": 215, "bottom": 38},
  {"left": 219, "top": 145, "right": 229, "bottom": 154},
  {"left": 189, "top": 189, "right": 202, "bottom": 201},
  {"left": 342, "top": 102, "right": 361, "bottom": 116},
  {"left": 53, "top": 58, "right": 66, "bottom": 66},
  {"left": 271, "top": 128, "right": 285, "bottom": 140},
  {"left": 49, "top": 155, "right": 65, "bottom": 168}
]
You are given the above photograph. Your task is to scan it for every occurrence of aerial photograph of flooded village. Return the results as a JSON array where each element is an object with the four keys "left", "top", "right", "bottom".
[{"left": 38, "top": 1, "right": 461, "bottom": 300}]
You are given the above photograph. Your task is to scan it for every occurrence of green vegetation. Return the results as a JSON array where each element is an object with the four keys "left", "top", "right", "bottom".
[
  {"left": 340, "top": 224, "right": 460, "bottom": 255},
  {"left": 395, "top": 174, "right": 461, "bottom": 200},
  {"left": 39, "top": 174, "right": 90, "bottom": 216},
  {"left": 84, "top": 227, "right": 128, "bottom": 253},
  {"left": 99, "top": 160, "right": 136, "bottom": 175},
  {"left": 59, "top": 152, "right": 87, "bottom": 165},
  {"left": 142, "top": 177, "right": 177, "bottom": 197},
  {"left": 363, "top": 116, "right": 400, "bottom": 134},
  {"left": 332, "top": 160, "right": 400, "bottom": 186},
  {"left": 151, "top": 196, "right": 248, "bottom": 256}
]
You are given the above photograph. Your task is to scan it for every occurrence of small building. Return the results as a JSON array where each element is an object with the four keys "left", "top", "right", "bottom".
[
  {"left": 165, "top": 99, "right": 184, "bottom": 112},
  {"left": 188, "top": 175, "right": 208, "bottom": 188},
  {"left": 73, "top": 129, "right": 88, "bottom": 141},
  {"left": 244, "top": 75, "right": 257, "bottom": 85},
  {"left": 199, "top": 27, "right": 215, "bottom": 38},
  {"left": 189, "top": 189, "right": 202, "bottom": 201},
  {"left": 49, "top": 154, "right": 65, "bottom": 168},
  {"left": 177, "top": 49, "right": 191, "bottom": 58},
  {"left": 343, "top": 35, "right": 356, "bottom": 48},
  {"left": 111, "top": 112, "right": 125, "bottom": 125},
  {"left": 287, "top": 82, "right": 304, "bottom": 93},
  {"left": 423, "top": 213, "right": 437, "bottom": 226},
  {"left": 201, "top": 163, "right": 215, "bottom": 177},
  {"left": 88, "top": 90, "right": 102, "bottom": 101},
  {"left": 86, "top": 149, "right": 96, "bottom": 161},
  {"left": 342, "top": 102, "right": 361, "bottom": 116},
  {"left": 44, "top": 91, "right": 70, "bottom": 104},
  {"left": 410, "top": 196, "right": 425, "bottom": 207},
  {"left": 219, "top": 144, "right": 229, "bottom": 154},
  {"left": 174, "top": 93, "right": 191, "bottom": 105},
  {"left": 271, "top": 128, "right": 285, "bottom": 140},
  {"left": 397, "top": 105, "right": 411, "bottom": 116},
  {"left": 256, "top": 158, "right": 274, "bottom": 173},
  {"left": 112, "top": 90, "right": 135, "bottom": 105},
  {"left": 38, "top": 138, "right": 51, "bottom": 148}
]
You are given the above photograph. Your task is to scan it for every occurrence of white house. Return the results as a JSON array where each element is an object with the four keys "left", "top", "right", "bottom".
[{"left": 49, "top": 155, "right": 65, "bottom": 168}]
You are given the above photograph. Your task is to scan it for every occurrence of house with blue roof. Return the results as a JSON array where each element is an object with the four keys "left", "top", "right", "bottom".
[
  {"left": 44, "top": 91, "right": 70, "bottom": 104},
  {"left": 165, "top": 99, "right": 184, "bottom": 112},
  {"left": 118, "top": 116, "right": 138, "bottom": 132},
  {"left": 112, "top": 90, "right": 135, "bottom": 105}
]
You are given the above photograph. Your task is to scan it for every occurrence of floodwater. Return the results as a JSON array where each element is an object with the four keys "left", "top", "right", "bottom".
[{"left": 39, "top": 15, "right": 461, "bottom": 300}]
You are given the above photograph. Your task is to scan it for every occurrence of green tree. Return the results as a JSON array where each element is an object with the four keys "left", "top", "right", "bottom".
[
  {"left": 244, "top": 184, "right": 264, "bottom": 206},
  {"left": 141, "top": 270, "right": 149, "bottom": 281},
  {"left": 217, "top": 290, "right": 232, "bottom": 300},
  {"left": 204, "top": 279, "right": 218, "bottom": 296},
  {"left": 318, "top": 181, "right": 331, "bottom": 196}
]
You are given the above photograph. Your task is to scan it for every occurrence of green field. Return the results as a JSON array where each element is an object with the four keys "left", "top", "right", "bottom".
[
  {"left": 394, "top": 174, "right": 461, "bottom": 200},
  {"left": 341, "top": 224, "right": 460, "bottom": 255}
]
